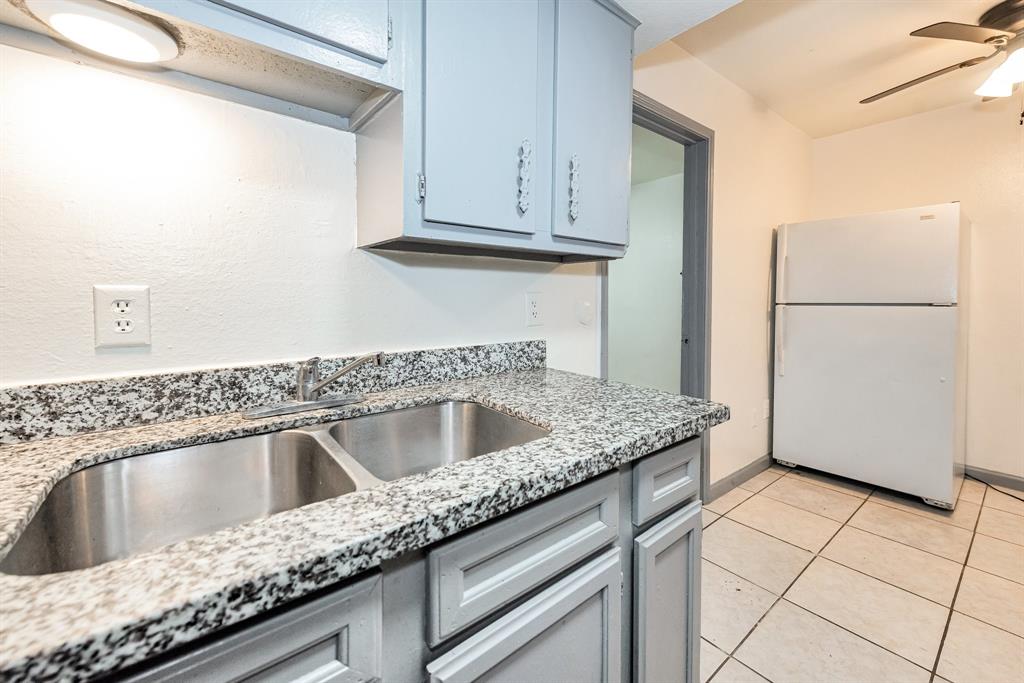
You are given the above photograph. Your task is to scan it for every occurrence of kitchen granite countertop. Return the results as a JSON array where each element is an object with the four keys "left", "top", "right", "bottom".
[{"left": 0, "top": 368, "right": 728, "bottom": 681}]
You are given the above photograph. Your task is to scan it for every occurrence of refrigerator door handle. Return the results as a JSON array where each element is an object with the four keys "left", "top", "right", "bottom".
[
  {"left": 776, "top": 305, "right": 786, "bottom": 377},
  {"left": 777, "top": 224, "right": 788, "bottom": 303}
]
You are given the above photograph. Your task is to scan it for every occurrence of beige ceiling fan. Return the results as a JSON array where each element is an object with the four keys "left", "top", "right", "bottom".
[{"left": 861, "top": 0, "right": 1024, "bottom": 103}]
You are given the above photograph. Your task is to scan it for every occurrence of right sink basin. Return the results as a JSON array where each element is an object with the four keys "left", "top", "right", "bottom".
[{"left": 328, "top": 401, "right": 550, "bottom": 482}]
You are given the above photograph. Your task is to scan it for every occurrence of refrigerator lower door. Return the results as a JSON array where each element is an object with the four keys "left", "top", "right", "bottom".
[{"left": 773, "top": 305, "right": 959, "bottom": 504}]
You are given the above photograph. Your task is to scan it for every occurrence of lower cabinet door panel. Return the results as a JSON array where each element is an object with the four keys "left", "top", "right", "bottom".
[
  {"left": 125, "top": 572, "right": 382, "bottom": 683},
  {"left": 427, "top": 548, "right": 623, "bottom": 683},
  {"left": 634, "top": 502, "right": 702, "bottom": 683}
]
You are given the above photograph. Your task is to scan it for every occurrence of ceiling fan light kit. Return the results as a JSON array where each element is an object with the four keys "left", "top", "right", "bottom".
[{"left": 861, "top": 0, "right": 1024, "bottom": 103}]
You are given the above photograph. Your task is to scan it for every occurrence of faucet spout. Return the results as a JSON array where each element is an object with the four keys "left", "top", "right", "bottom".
[{"left": 298, "top": 352, "right": 383, "bottom": 402}]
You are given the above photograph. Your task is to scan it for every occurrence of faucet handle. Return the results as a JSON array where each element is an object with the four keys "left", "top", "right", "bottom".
[{"left": 296, "top": 357, "right": 321, "bottom": 401}]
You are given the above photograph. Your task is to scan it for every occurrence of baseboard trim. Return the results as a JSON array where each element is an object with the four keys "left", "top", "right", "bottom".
[
  {"left": 707, "top": 454, "right": 773, "bottom": 503},
  {"left": 965, "top": 466, "right": 1024, "bottom": 493}
]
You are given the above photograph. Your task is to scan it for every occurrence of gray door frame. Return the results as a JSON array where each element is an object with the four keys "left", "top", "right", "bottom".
[{"left": 601, "top": 91, "right": 714, "bottom": 501}]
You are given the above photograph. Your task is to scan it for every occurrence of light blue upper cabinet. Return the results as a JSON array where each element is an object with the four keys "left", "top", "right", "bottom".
[
  {"left": 550, "top": 0, "right": 634, "bottom": 246},
  {"left": 421, "top": 0, "right": 542, "bottom": 234},
  {"left": 212, "top": 0, "right": 390, "bottom": 63},
  {"left": 356, "top": 0, "right": 639, "bottom": 261}
]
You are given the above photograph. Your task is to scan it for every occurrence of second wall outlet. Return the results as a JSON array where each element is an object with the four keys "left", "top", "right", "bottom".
[
  {"left": 94, "top": 285, "right": 151, "bottom": 348},
  {"left": 525, "top": 291, "right": 543, "bottom": 327}
]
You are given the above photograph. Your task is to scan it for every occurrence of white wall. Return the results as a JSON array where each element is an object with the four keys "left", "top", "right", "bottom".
[
  {"left": 608, "top": 172, "right": 684, "bottom": 393},
  {"left": 633, "top": 41, "right": 812, "bottom": 484},
  {"left": 0, "top": 46, "right": 601, "bottom": 385},
  {"left": 810, "top": 98, "right": 1024, "bottom": 479}
]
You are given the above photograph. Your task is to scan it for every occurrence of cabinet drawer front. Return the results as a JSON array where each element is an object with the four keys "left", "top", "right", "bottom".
[
  {"left": 126, "top": 573, "right": 382, "bottom": 682},
  {"left": 633, "top": 439, "right": 700, "bottom": 526},
  {"left": 634, "top": 502, "right": 702, "bottom": 683},
  {"left": 213, "top": 0, "right": 390, "bottom": 63},
  {"left": 428, "top": 548, "right": 623, "bottom": 683},
  {"left": 428, "top": 473, "right": 619, "bottom": 644}
]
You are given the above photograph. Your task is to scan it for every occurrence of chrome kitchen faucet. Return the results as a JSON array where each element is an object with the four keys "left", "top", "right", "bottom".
[{"left": 244, "top": 352, "right": 384, "bottom": 419}]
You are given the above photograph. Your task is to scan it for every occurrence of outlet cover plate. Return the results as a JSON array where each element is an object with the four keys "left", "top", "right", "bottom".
[
  {"left": 525, "top": 291, "right": 543, "bottom": 327},
  {"left": 94, "top": 285, "right": 151, "bottom": 348}
]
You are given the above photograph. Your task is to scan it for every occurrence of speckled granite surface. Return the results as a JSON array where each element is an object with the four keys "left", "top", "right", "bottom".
[
  {"left": 0, "top": 369, "right": 728, "bottom": 681},
  {"left": 0, "top": 340, "right": 546, "bottom": 444}
]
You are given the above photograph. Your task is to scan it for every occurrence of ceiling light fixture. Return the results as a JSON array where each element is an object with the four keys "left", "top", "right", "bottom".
[
  {"left": 25, "top": 0, "right": 179, "bottom": 63},
  {"left": 975, "top": 46, "right": 1024, "bottom": 97}
]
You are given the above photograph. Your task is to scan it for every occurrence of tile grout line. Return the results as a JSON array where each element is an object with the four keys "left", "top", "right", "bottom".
[
  {"left": 702, "top": 511, "right": 975, "bottom": 606},
  {"left": 973, "top": 529, "right": 1024, "bottom": 548},
  {"left": 865, "top": 495, "right": 982, "bottom": 531},
  {"left": 712, "top": 513, "right": 831, "bottom": 555},
  {"left": 722, "top": 489, "right": 877, "bottom": 682},
  {"left": 778, "top": 492, "right": 946, "bottom": 676},
  {"left": 809, "top": 555, "right": 955, "bottom": 611},
  {"left": 756, "top": 488, "right": 862, "bottom": 523},
  {"left": 712, "top": 483, "right": 985, "bottom": 588},
  {"left": 727, "top": 486, "right": 855, "bottom": 527},
  {"left": 705, "top": 648, "right": 731, "bottom": 683},
  {"left": 928, "top": 484, "right": 988, "bottom": 683},
  {"left": 780, "top": 467, "right": 873, "bottom": 499},
  {"left": 962, "top": 562, "right": 1024, "bottom": 588},
  {"left": 845, "top": 516, "right": 974, "bottom": 564},
  {"left": 706, "top": 476, "right": 1022, "bottom": 679}
]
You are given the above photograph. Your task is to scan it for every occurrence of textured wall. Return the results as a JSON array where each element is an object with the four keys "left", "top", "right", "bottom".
[
  {"left": 0, "top": 46, "right": 600, "bottom": 386},
  {"left": 634, "top": 41, "right": 813, "bottom": 485}
]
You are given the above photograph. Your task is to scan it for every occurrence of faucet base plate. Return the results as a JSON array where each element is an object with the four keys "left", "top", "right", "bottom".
[{"left": 244, "top": 395, "right": 367, "bottom": 420}]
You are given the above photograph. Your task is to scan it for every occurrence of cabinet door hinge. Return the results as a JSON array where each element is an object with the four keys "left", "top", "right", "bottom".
[
  {"left": 387, "top": 16, "right": 393, "bottom": 48},
  {"left": 417, "top": 173, "right": 426, "bottom": 201}
]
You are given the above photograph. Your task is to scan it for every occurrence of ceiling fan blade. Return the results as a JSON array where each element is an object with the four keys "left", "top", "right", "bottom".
[
  {"left": 860, "top": 53, "right": 998, "bottom": 104},
  {"left": 911, "top": 22, "right": 1015, "bottom": 44}
]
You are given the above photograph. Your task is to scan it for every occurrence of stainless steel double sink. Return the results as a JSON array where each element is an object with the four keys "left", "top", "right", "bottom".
[{"left": 0, "top": 401, "right": 549, "bottom": 576}]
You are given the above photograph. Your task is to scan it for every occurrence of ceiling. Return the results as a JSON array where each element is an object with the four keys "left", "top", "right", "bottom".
[
  {"left": 620, "top": 0, "right": 740, "bottom": 53},
  {"left": 631, "top": 125, "right": 685, "bottom": 185},
  {"left": 673, "top": 0, "right": 1005, "bottom": 138}
]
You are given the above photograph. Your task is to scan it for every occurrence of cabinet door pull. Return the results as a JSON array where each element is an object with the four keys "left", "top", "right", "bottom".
[
  {"left": 568, "top": 154, "right": 581, "bottom": 222},
  {"left": 517, "top": 139, "right": 532, "bottom": 214}
]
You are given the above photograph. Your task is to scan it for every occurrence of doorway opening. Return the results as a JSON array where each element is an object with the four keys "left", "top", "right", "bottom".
[{"left": 601, "top": 92, "right": 714, "bottom": 497}]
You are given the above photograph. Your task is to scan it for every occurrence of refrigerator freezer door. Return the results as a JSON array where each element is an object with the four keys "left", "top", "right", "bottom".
[
  {"left": 773, "top": 305, "right": 958, "bottom": 504},
  {"left": 777, "top": 203, "right": 960, "bottom": 304}
]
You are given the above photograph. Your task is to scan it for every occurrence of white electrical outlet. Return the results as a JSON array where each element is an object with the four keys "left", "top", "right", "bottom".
[
  {"left": 525, "top": 292, "right": 543, "bottom": 327},
  {"left": 94, "top": 285, "right": 151, "bottom": 348}
]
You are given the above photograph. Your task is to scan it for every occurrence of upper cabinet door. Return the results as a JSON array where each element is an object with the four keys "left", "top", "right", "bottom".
[
  {"left": 551, "top": 0, "right": 634, "bottom": 246},
  {"left": 422, "top": 0, "right": 542, "bottom": 234},
  {"left": 216, "top": 0, "right": 391, "bottom": 63}
]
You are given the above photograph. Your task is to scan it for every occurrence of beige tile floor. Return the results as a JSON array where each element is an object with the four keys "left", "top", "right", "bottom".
[{"left": 700, "top": 467, "right": 1024, "bottom": 683}]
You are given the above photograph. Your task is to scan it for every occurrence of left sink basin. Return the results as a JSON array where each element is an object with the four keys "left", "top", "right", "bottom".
[{"left": 0, "top": 431, "right": 358, "bottom": 576}]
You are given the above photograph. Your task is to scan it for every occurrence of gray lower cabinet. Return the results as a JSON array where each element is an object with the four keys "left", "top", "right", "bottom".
[
  {"left": 633, "top": 502, "right": 703, "bottom": 683},
  {"left": 632, "top": 439, "right": 701, "bottom": 527},
  {"left": 428, "top": 473, "right": 619, "bottom": 644},
  {"left": 126, "top": 572, "right": 382, "bottom": 682},
  {"left": 427, "top": 549, "right": 623, "bottom": 683}
]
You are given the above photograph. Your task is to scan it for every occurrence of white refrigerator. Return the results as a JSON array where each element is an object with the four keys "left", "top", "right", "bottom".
[{"left": 772, "top": 202, "right": 970, "bottom": 508}]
